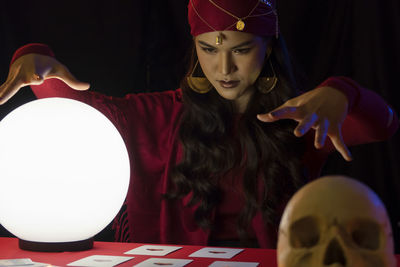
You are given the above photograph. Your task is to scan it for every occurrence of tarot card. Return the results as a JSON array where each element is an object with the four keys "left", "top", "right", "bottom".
[
  {"left": 125, "top": 245, "right": 182, "bottom": 256},
  {"left": 133, "top": 258, "right": 193, "bottom": 267},
  {"left": 67, "top": 255, "right": 134, "bottom": 267},
  {"left": 0, "top": 258, "right": 34, "bottom": 266},
  {"left": 208, "top": 261, "right": 259, "bottom": 267},
  {"left": 31, "top": 263, "right": 60, "bottom": 267},
  {"left": 189, "top": 247, "right": 243, "bottom": 259}
]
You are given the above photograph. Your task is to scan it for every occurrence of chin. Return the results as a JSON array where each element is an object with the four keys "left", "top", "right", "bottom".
[
  {"left": 214, "top": 86, "right": 242, "bottom": 99},
  {"left": 216, "top": 90, "right": 241, "bottom": 101}
]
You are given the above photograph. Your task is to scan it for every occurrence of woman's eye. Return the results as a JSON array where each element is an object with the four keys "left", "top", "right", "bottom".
[
  {"left": 201, "top": 47, "right": 217, "bottom": 54},
  {"left": 233, "top": 48, "right": 251, "bottom": 54}
]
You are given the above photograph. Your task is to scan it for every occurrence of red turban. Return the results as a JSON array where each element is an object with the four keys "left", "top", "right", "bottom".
[{"left": 187, "top": 0, "right": 278, "bottom": 38}]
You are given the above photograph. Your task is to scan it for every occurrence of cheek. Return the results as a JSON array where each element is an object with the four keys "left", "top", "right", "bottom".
[
  {"left": 239, "top": 46, "right": 266, "bottom": 82},
  {"left": 199, "top": 59, "right": 214, "bottom": 78},
  {"left": 242, "top": 56, "right": 264, "bottom": 83},
  {"left": 195, "top": 48, "right": 215, "bottom": 77}
]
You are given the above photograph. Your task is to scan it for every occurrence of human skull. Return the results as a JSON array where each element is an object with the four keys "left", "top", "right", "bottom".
[{"left": 277, "top": 175, "right": 396, "bottom": 267}]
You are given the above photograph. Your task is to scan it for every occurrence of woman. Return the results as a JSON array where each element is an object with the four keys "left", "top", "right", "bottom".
[{"left": 0, "top": 0, "right": 398, "bottom": 248}]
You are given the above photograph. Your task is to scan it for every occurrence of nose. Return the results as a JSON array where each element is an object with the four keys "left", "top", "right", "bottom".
[
  {"left": 219, "top": 52, "right": 235, "bottom": 75},
  {"left": 323, "top": 238, "right": 347, "bottom": 266}
]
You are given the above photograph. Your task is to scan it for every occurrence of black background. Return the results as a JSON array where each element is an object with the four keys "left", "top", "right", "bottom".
[{"left": 1, "top": 0, "right": 399, "bottom": 251}]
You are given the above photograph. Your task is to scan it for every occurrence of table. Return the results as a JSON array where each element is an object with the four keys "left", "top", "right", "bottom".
[
  {"left": 0, "top": 237, "right": 276, "bottom": 266},
  {"left": 1, "top": 237, "right": 399, "bottom": 266}
]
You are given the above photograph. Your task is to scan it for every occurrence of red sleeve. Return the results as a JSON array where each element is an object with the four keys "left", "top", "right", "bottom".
[{"left": 318, "top": 76, "right": 398, "bottom": 147}]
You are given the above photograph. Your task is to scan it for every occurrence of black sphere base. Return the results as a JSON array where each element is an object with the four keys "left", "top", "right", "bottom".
[{"left": 19, "top": 237, "right": 94, "bottom": 252}]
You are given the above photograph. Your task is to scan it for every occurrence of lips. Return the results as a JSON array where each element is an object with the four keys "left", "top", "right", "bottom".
[{"left": 218, "top": 80, "right": 240, "bottom": 88}]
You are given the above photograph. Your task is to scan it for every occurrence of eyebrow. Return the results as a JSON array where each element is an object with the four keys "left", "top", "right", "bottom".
[{"left": 197, "top": 40, "right": 254, "bottom": 49}]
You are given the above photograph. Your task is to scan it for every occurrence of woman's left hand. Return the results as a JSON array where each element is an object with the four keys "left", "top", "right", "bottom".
[{"left": 257, "top": 86, "right": 353, "bottom": 161}]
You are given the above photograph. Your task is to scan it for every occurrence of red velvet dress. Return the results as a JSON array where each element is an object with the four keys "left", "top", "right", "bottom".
[{"left": 10, "top": 44, "right": 399, "bottom": 248}]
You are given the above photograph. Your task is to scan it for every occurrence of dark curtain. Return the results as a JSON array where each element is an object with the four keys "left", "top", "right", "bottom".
[
  {"left": 1, "top": 0, "right": 399, "bottom": 251},
  {"left": 278, "top": 0, "right": 400, "bottom": 253}
]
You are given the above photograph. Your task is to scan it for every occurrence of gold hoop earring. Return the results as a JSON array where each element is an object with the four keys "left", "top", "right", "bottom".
[
  {"left": 186, "top": 60, "right": 213, "bottom": 94},
  {"left": 256, "top": 60, "right": 278, "bottom": 94}
]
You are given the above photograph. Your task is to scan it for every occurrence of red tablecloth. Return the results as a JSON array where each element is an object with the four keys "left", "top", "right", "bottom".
[
  {"left": 0, "top": 237, "right": 399, "bottom": 266},
  {"left": 0, "top": 237, "right": 276, "bottom": 266}
]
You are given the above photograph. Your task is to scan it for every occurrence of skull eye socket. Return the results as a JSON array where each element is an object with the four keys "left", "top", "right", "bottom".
[
  {"left": 289, "top": 216, "right": 320, "bottom": 248},
  {"left": 351, "top": 220, "right": 380, "bottom": 250}
]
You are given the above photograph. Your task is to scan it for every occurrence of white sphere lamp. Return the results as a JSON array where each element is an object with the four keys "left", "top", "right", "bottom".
[{"left": 0, "top": 97, "right": 130, "bottom": 251}]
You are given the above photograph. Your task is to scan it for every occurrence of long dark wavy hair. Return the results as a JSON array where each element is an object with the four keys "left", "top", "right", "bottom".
[{"left": 166, "top": 36, "right": 307, "bottom": 246}]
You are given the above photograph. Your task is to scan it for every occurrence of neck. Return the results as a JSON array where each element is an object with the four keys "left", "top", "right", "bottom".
[{"left": 235, "top": 86, "right": 255, "bottom": 113}]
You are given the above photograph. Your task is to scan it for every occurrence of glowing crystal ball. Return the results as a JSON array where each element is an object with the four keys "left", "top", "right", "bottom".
[{"left": 0, "top": 97, "right": 130, "bottom": 244}]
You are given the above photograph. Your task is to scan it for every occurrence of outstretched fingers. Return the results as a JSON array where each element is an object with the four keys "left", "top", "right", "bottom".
[
  {"left": 0, "top": 81, "right": 13, "bottom": 104},
  {"left": 329, "top": 128, "right": 353, "bottom": 161},
  {"left": 47, "top": 65, "right": 90, "bottom": 91},
  {"left": 314, "top": 119, "right": 329, "bottom": 149},
  {"left": 293, "top": 113, "right": 318, "bottom": 137},
  {"left": 257, "top": 106, "right": 300, "bottom": 122},
  {"left": 0, "top": 71, "right": 26, "bottom": 104}
]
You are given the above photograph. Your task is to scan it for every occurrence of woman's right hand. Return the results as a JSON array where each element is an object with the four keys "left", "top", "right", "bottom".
[{"left": 0, "top": 53, "right": 90, "bottom": 105}]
